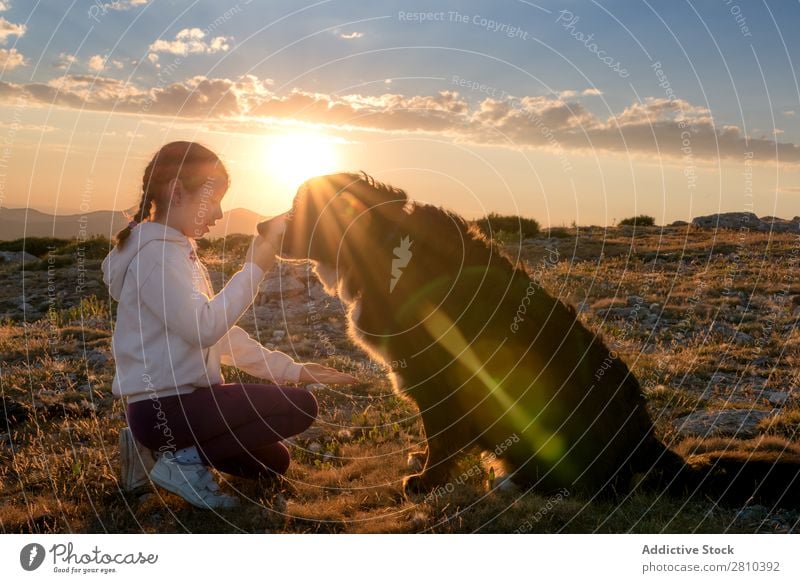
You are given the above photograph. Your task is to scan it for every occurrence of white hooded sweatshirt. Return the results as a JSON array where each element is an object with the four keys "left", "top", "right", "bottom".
[{"left": 101, "top": 221, "right": 304, "bottom": 403}]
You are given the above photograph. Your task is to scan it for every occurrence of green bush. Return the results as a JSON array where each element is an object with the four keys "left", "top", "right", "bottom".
[
  {"left": 474, "top": 213, "right": 540, "bottom": 240},
  {"left": 547, "top": 227, "right": 572, "bottom": 238},
  {"left": 0, "top": 235, "right": 113, "bottom": 259},
  {"left": 0, "top": 237, "right": 68, "bottom": 257},
  {"left": 618, "top": 214, "right": 656, "bottom": 227}
]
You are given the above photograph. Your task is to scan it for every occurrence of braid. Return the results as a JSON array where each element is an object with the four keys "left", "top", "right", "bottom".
[{"left": 114, "top": 160, "right": 157, "bottom": 248}]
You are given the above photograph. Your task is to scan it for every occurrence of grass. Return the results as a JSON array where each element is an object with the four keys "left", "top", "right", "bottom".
[{"left": 1, "top": 225, "right": 799, "bottom": 533}]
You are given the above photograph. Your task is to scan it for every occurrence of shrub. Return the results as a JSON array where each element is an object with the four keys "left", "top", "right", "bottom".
[
  {"left": 0, "top": 237, "right": 68, "bottom": 257},
  {"left": 474, "top": 213, "right": 540, "bottom": 240},
  {"left": 547, "top": 227, "right": 572, "bottom": 238},
  {"left": 618, "top": 214, "right": 656, "bottom": 227}
]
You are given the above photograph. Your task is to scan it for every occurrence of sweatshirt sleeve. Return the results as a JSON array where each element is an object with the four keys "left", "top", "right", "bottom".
[
  {"left": 219, "top": 325, "right": 305, "bottom": 383},
  {"left": 137, "top": 243, "right": 266, "bottom": 349}
]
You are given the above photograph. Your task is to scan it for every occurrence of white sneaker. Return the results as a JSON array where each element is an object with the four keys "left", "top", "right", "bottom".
[
  {"left": 119, "top": 427, "right": 157, "bottom": 492},
  {"left": 149, "top": 452, "right": 239, "bottom": 510}
]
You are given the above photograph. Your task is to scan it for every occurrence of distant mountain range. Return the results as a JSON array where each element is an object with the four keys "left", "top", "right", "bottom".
[{"left": 0, "top": 207, "right": 268, "bottom": 240}]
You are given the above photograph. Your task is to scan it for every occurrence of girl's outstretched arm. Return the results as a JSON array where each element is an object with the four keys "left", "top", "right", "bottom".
[
  {"left": 136, "top": 242, "right": 266, "bottom": 348},
  {"left": 219, "top": 325, "right": 304, "bottom": 383}
]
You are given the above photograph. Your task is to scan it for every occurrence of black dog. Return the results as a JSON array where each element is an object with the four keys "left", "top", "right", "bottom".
[{"left": 269, "top": 172, "right": 800, "bottom": 505}]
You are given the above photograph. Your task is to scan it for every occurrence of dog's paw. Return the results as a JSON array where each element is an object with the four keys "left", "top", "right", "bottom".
[
  {"left": 402, "top": 473, "right": 435, "bottom": 497},
  {"left": 406, "top": 450, "right": 427, "bottom": 473}
]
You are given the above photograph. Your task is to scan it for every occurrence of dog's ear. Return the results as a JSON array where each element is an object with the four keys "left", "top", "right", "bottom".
[{"left": 325, "top": 172, "right": 408, "bottom": 224}]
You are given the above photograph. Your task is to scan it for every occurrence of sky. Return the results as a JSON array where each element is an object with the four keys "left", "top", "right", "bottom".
[{"left": 1, "top": 0, "right": 800, "bottom": 226}]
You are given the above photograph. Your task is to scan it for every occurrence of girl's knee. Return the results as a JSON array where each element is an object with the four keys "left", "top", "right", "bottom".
[
  {"left": 296, "top": 389, "right": 318, "bottom": 422},
  {"left": 257, "top": 442, "right": 290, "bottom": 475},
  {"left": 272, "top": 447, "right": 291, "bottom": 475}
]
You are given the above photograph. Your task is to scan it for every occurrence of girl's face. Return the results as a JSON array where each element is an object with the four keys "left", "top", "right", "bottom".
[{"left": 169, "top": 174, "right": 227, "bottom": 239}]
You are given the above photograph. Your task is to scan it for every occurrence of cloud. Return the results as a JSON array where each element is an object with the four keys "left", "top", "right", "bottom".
[
  {"left": 0, "top": 47, "right": 25, "bottom": 69},
  {"left": 103, "top": 0, "right": 149, "bottom": 10},
  {"left": 149, "top": 28, "right": 231, "bottom": 56},
  {"left": 1, "top": 73, "right": 799, "bottom": 164},
  {"left": 339, "top": 31, "right": 364, "bottom": 39},
  {"left": 0, "top": 1, "right": 9, "bottom": 11},
  {"left": 0, "top": 16, "right": 25, "bottom": 44},
  {"left": 582, "top": 88, "right": 603, "bottom": 96},
  {"left": 88, "top": 55, "right": 105, "bottom": 72},
  {"left": 52, "top": 52, "right": 77, "bottom": 70}
]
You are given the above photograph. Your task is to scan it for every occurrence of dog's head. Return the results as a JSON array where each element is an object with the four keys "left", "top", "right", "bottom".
[{"left": 275, "top": 172, "right": 411, "bottom": 273}]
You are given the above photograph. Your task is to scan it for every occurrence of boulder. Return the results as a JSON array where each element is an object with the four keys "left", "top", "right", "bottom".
[
  {"left": 690, "top": 212, "right": 800, "bottom": 233},
  {"left": 0, "top": 251, "right": 40, "bottom": 264},
  {"left": 258, "top": 274, "right": 306, "bottom": 300},
  {"left": 691, "top": 212, "right": 759, "bottom": 230}
]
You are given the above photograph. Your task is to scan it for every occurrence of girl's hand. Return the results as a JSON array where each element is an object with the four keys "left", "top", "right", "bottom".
[
  {"left": 248, "top": 211, "right": 290, "bottom": 271},
  {"left": 245, "top": 235, "right": 277, "bottom": 272},
  {"left": 258, "top": 212, "right": 289, "bottom": 248},
  {"left": 298, "top": 363, "right": 358, "bottom": 385}
]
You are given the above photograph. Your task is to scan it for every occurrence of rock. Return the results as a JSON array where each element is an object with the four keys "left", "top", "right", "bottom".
[
  {"left": 85, "top": 349, "right": 110, "bottom": 366},
  {"left": 735, "top": 505, "right": 768, "bottom": 522},
  {"left": 627, "top": 295, "right": 645, "bottom": 307},
  {"left": 672, "top": 409, "right": 775, "bottom": 438},
  {"left": 691, "top": 212, "right": 759, "bottom": 230},
  {"left": 309, "top": 281, "right": 330, "bottom": 302},
  {"left": 690, "top": 212, "right": 800, "bottom": 233},
  {"left": 304, "top": 383, "right": 328, "bottom": 391},
  {"left": 271, "top": 330, "right": 286, "bottom": 340},
  {"left": 308, "top": 441, "right": 322, "bottom": 454},
  {"left": 0, "top": 251, "right": 40, "bottom": 264},
  {"left": 649, "top": 303, "right": 660, "bottom": 312},
  {"left": 756, "top": 390, "right": 790, "bottom": 406},
  {"left": 258, "top": 274, "right": 306, "bottom": 300}
]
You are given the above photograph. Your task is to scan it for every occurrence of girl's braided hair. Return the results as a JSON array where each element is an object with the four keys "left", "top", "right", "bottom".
[{"left": 114, "top": 141, "right": 228, "bottom": 248}]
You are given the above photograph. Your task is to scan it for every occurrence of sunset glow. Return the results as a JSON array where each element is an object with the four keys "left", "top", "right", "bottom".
[{"left": 264, "top": 132, "right": 341, "bottom": 192}]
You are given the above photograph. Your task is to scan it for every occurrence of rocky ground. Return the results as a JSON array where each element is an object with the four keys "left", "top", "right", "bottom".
[{"left": 1, "top": 223, "right": 799, "bottom": 533}]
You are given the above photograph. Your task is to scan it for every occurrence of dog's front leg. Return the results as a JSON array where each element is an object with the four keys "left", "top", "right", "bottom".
[{"left": 403, "top": 410, "right": 463, "bottom": 495}]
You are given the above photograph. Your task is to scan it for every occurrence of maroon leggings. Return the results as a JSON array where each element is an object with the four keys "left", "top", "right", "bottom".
[{"left": 127, "top": 383, "right": 318, "bottom": 479}]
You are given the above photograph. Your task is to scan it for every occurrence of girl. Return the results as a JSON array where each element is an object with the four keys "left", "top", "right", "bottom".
[{"left": 102, "top": 141, "right": 356, "bottom": 510}]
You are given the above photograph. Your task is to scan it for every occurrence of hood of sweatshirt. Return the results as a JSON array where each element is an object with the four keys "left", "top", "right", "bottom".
[{"left": 102, "top": 221, "right": 194, "bottom": 301}]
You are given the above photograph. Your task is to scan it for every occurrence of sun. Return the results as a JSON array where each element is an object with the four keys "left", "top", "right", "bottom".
[{"left": 265, "top": 131, "right": 341, "bottom": 191}]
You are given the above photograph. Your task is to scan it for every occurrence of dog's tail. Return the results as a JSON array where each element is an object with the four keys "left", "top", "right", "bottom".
[{"left": 643, "top": 436, "right": 800, "bottom": 507}]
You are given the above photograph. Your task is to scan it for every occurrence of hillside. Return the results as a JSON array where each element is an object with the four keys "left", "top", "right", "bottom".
[
  {"left": 0, "top": 207, "right": 266, "bottom": 240},
  {"left": 1, "top": 225, "right": 798, "bottom": 533}
]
